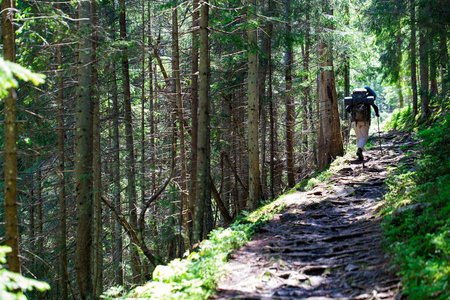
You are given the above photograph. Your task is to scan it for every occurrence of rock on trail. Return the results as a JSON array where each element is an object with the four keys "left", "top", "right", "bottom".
[{"left": 212, "top": 131, "right": 414, "bottom": 300}]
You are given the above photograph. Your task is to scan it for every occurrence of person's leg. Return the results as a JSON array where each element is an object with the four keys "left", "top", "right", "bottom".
[
  {"left": 354, "top": 122, "right": 369, "bottom": 160},
  {"left": 359, "top": 123, "right": 369, "bottom": 150}
]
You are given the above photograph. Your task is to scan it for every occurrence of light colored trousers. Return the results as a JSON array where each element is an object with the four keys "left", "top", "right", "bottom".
[{"left": 354, "top": 121, "right": 370, "bottom": 150}]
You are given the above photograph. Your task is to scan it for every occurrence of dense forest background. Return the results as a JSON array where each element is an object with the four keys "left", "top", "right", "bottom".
[{"left": 0, "top": 0, "right": 448, "bottom": 298}]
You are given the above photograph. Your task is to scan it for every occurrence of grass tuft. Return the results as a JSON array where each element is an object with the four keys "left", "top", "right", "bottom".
[{"left": 382, "top": 111, "right": 450, "bottom": 299}]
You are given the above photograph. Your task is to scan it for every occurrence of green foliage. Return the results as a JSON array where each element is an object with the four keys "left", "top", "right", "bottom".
[
  {"left": 0, "top": 246, "right": 50, "bottom": 300},
  {"left": 295, "top": 155, "right": 350, "bottom": 192},
  {"left": 384, "top": 105, "right": 417, "bottom": 131},
  {"left": 381, "top": 115, "right": 450, "bottom": 298},
  {"left": 102, "top": 222, "right": 255, "bottom": 299},
  {"left": 102, "top": 187, "right": 291, "bottom": 299},
  {"left": 0, "top": 58, "right": 45, "bottom": 97}
]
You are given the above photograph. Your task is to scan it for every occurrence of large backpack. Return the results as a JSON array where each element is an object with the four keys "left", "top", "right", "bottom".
[
  {"left": 353, "top": 103, "right": 370, "bottom": 122},
  {"left": 344, "top": 88, "right": 375, "bottom": 106},
  {"left": 344, "top": 88, "right": 374, "bottom": 122}
]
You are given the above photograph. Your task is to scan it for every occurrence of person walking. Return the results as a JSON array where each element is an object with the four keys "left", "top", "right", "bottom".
[{"left": 346, "top": 86, "right": 380, "bottom": 161}]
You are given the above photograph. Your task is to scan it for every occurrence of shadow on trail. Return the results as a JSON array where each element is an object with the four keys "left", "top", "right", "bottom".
[{"left": 211, "top": 131, "right": 413, "bottom": 300}]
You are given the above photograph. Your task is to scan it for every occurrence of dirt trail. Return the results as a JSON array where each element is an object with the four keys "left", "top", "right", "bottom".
[{"left": 212, "top": 131, "right": 417, "bottom": 299}]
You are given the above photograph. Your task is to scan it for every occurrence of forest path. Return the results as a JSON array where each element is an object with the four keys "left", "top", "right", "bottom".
[{"left": 211, "top": 131, "right": 417, "bottom": 299}]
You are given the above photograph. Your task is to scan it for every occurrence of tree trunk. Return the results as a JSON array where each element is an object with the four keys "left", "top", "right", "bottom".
[
  {"left": 303, "top": 5, "right": 312, "bottom": 160},
  {"left": 108, "top": 0, "right": 123, "bottom": 285},
  {"left": 410, "top": 0, "right": 418, "bottom": 117},
  {"left": 37, "top": 169, "right": 44, "bottom": 281},
  {"left": 439, "top": 33, "right": 447, "bottom": 95},
  {"left": 194, "top": 0, "right": 211, "bottom": 244},
  {"left": 317, "top": 39, "right": 327, "bottom": 170},
  {"left": 318, "top": 8, "right": 343, "bottom": 168},
  {"left": 172, "top": 7, "right": 190, "bottom": 252},
  {"left": 56, "top": 26, "right": 68, "bottom": 299},
  {"left": 140, "top": 0, "right": 146, "bottom": 229},
  {"left": 119, "top": 0, "right": 140, "bottom": 282},
  {"left": 190, "top": 0, "right": 199, "bottom": 224},
  {"left": 284, "top": 0, "right": 295, "bottom": 188},
  {"left": 91, "top": 0, "right": 103, "bottom": 295},
  {"left": 396, "top": 27, "right": 404, "bottom": 109},
  {"left": 75, "top": 0, "right": 93, "bottom": 296},
  {"left": 430, "top": 49, "right": 438, "bottom": 97},
  {"left": 2, "top": 0, "right": 20, "bottom": 274},
  {"left": 419, "top": 29, "right": 430, "bottom": 120},
  {"left": 248, "top": 0, "right": 260, "bottom": 210},
  {"left": 259, "top": 0, "right": 269, "bottom": 199},
  {"left": 266, "top": 3, "right": 276, "bottom": 199}
]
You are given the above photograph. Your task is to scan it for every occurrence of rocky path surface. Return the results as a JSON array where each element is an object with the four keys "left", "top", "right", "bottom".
[{"left": 212, "top": 131, "right": 417, "bottom": 299}]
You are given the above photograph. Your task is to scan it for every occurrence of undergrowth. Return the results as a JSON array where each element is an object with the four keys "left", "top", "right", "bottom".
[
  {"left": 102, "top": 195, "right": 287, "bottom": 299},
  {"left": 382, "top": 107, "right": 450, "bottom": 299}
]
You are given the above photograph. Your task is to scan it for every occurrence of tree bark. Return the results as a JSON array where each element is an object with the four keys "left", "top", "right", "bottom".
[
  {"left": 56, "top": 21, "right": 68, "bottom": 298},
  {"left": 75, "top": 0, "right": 93, "bottom": 296},
  {"left": 194, "top": 0, "right": 211, "bottom": 244},
  {"left": 440, "top": 33, "right": 447, "bottom": 95},
  {"left": 319, "top": 8, "right": 343, "bottom": 169},
  {"left": 172, "top": 7, "right": 190, "bottom": 252},
  {"left": 107, "top": 0, "right": 123, "bottom": 286},
  {"left": 248, "top": 0, "right": 260, "bottom": 210},
  {"left": 91, "top": 0, "right": 103, "bottom": 295},
  {"left": 266, "top": 2, "right": 276, "bottom": 199},
  {"left": 190, "top": 0, "right": 200, "bottom": 225},
  {"left": 419, "top": 29, "right": 430, "bottom": 120},
  {"left": 430, "top": 49, "right": 438, "bottom": 97},
  {"left": 303, "top": 4, "right": 312, "bottom": 160},
  {"left": 2, "top": 0, "right": 20, "bottom": 274},
  {"left": 284, "top": 0, "right": 295, "bottom": 188},
  {"left": 410, "top": 0, "right": 418, "bottom": 117},
  {"left": 396, "top": 24, "right": 404, "bottom": 109},
  {"left": 111, "top": 60, "right": 123, "bottom": 286},
  {"left": 119, "top": 0, "right": 140, "bottom": 282}
]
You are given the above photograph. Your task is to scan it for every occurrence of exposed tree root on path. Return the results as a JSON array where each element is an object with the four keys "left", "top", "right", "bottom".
[{"left": 211, "top": 131, "right": 414, "bottom": 299}]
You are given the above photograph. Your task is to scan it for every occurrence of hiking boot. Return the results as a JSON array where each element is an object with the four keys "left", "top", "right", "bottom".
[{"left": 357, "top": 148, "right": 364, "bottom": 161}]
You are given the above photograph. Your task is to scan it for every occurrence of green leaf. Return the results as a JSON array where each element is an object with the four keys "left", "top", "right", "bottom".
[{"left": 0, "top": 57, "right": 45, "bottom": 97}]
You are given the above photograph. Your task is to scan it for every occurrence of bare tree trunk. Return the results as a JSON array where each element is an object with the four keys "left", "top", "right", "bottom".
[
  {"left": 259, "top": 0, "right": 269, "bottom": 200},
  {"left": 75, "top": 0, "right": 93, "bottom": 296},
  {"left": 194, "top": 0, "right": 211, "bottom": 244},
  {"left": 190, "top": 0, "right": 200, "bottom": 223},
  {"left": 111, "top": 56, "right": 123, "bottom": 288},
  {"left": 172, "top": 7, "right": 190, "bottom": 252},
  {"left": 430, "top": 50, "right": 438, "bottom": 97},
  {"left": 317, "top": 39, "right": 327, "bottom": 170},
  {"left": 396, "top": 27, "right": 404, "bottom": 109},
  {"left": 284, "top": 0, "right": 295, "bottom": 188},
  {"left": 2, "top": 0, "right": 20, "bottom": 274},
  {"left": 119, "top": 0, "right": 140, "bottom": 282},
  {"left": 410, "top": 0, "right": 418, "bottom": 117},
  {"left": 419, "top": 29, "right": 430, "bottom": 120},
  {"left": 266, "top": 2, "right": 276, "bottom": 199},
  {"left": 318, "top": 8, "right": 343, "bottom": 169},
  {"left": 108, "top": 0, "right": 123, "bottom": 285},
  {"left": 37, "top": 169, "right": 43, "bottom": 280},
  {"left": 56, "top": 23, "right": 68, "bottom": 299},
  {"left": 140, "top": 0, "right": 146, "bottom": 229},
  {"left": 440, "top": 33, "right": 447, "bottom": 95},
  {"left": 248, "top": 0, "right": 260, "bottom": 210},
  {"left": 91, "top": 0, "right": 103, "bottom": 295},
  {"left": 303, "top": 5, "right": 312, "bottom": 160}
]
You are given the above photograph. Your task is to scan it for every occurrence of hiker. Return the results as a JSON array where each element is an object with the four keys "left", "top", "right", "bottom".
[{"left": 346, "top": 86, "right": 380, "bottom": 161}]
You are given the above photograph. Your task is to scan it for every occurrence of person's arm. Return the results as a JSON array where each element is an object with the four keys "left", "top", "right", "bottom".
[
  {"left": 364, "top": 86, "right": 377, "bottom": 99},
  {"left": 371, "top": 103, "right": 380, "bottom": 117}
]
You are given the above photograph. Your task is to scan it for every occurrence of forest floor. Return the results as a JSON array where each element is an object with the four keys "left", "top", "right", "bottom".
[{"left": 211, "top": 130, "right": 417, "bottom": 299}]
